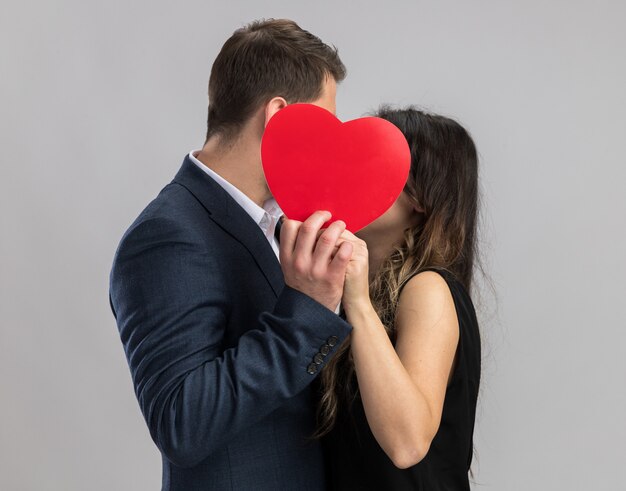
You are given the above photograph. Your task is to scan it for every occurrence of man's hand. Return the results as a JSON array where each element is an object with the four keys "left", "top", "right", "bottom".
[{"left": 279, "top": 211, "right": 353, "bottom": 311}]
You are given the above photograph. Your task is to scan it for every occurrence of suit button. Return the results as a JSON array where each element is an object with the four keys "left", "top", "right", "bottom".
[
  {"left": 320, "top": 344, "right": 331, "bottom": 356},
  {"left": 314, "top": 353, "right": 324, "bottom": 364},
  {"left": 307, "top": 363, "right": 318, "bottom": 374},
  {"left": 327, "top": 336, "right": 339, "bottom": 347}
]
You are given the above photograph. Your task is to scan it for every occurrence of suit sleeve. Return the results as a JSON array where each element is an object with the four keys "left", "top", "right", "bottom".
[{"left": 109, "top": 216, "right": 352, "bottom": 468}]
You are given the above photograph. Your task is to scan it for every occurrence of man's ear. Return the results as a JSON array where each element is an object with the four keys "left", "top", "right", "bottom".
[{"left": 264, "top": 96, "right": 288, "bottom": 128}]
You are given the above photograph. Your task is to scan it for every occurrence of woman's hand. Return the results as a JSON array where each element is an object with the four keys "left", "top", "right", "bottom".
[{"left": 334, "top": 229, "right": 371, "bottom": 314}]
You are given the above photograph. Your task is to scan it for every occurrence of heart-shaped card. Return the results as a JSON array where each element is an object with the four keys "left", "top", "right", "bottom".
[{"left": 261, "top": 103, "right": 410, "bottom": 232}]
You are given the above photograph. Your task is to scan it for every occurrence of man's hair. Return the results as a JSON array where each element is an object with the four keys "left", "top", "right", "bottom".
[{"left": 205, "top": 19, "right": 346, "bottom": 142}]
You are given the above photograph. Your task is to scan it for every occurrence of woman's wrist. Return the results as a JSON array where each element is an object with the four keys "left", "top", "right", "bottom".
[{"left": 343, "top": 298, "right": 378, "bottom": 327}]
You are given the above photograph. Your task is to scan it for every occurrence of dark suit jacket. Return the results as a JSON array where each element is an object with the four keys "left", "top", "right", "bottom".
[{"left": 109, "top": 155, "right": 353, "bottom": 490}]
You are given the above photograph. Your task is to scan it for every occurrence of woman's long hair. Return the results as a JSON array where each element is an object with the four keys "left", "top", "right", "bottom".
[{"left": 313, "top": 106, "right": 480, "bottom": 438}]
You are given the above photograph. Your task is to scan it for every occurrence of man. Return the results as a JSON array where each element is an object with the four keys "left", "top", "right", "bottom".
[{"left": 109, "top": 19, "right": 354, "bottom": 490}]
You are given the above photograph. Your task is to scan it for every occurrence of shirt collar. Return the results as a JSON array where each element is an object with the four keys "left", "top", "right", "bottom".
[{"left": 188, "top": 150, "right": 283, "bottom": 229}]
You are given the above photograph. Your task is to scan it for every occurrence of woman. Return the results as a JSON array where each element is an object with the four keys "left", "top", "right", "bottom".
[{"left": 316, "top": 107, "right": 482, "bottom": 490}]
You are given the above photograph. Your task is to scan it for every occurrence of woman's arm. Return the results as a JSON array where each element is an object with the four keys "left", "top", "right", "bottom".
[{"left": 345, "top": 270, "right": 459, "bottom": 469}]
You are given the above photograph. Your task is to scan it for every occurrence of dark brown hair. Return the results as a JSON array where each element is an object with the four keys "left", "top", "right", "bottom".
[
  {"left": 206, "top": 19, "right": 346, "bottom": 142},
  {"left": 315, "top": 106, "right": 481, "bottom": 437}
]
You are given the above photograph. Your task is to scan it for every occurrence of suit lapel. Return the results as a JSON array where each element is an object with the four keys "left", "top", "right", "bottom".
[{"left": 172, "top": 155, "right": 285, "bottom": 297}]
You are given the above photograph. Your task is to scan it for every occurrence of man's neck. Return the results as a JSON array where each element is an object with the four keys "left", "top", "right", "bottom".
[{"left": 196, "top": 133, "right": 270, "bottom": 208}]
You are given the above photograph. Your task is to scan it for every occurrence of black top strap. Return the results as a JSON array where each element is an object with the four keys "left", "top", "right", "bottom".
[{"left": 397, "top": 267, "right": 451, "bottom": 297}]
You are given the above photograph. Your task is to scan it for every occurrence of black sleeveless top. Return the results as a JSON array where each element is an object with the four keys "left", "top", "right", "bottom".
[{"left": 320, "top": 268, "right": 481, "bottom": 490}]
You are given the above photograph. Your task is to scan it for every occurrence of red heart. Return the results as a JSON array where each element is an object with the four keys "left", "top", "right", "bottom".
[{"left": 261, "top": 104, "right": 411, "bottom": 232}]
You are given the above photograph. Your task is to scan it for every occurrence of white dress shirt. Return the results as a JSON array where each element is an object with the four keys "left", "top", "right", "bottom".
[{"left": 189, "top": 150, "right": 341, "bottom": 315}]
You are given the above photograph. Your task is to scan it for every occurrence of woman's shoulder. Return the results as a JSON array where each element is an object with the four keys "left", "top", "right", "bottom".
[
  {"left": 398, "top": 269, "right": 451, "bottom": 302},
  {"left": 395, "top": 269, "right": 458, "bottom": 334},
  {"left": 398, "top": 268, "right": 455, "bottom": 301},
  {"left": 399, "top": 268, "right": 467, "bottom": 303},
  {"left": 397, "top": 268, "right": 477, "bottom": 331}
]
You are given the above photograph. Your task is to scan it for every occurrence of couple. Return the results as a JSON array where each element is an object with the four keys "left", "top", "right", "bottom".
[{"left": 109, "top": 18, "right": 481, "bottom": 491}]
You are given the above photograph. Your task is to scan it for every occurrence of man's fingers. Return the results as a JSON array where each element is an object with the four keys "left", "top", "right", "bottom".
[
  {"left": 312, "top": 220, "right": 346, "bottom": 265},
  {"left": 279, "top": 219, "right": 301, "bottom": 263},
  {"left": 328, "top": 240, "right": 353, "bottom": 276},
  {"left": 293, "top": 210, "right": 332, "bottom": 260}
]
